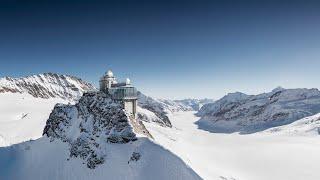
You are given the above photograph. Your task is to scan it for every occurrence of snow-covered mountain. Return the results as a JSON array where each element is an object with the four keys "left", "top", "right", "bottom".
[
  {"left": 0, "top": 73, "right": 177, "bottom": 146},
  {"left": 137, "top": 93, "right": 214, "bottom": 127},
  {"left": 155, "top": 99, "right": 215, "bottom": 112},
  {"left": 0, "top": 73, "right": 95, "bottom": 101},
  {"left": 196, "top": 87, "right": 320, "bottom": 134},
  {"left": 0, "top": 73, "right": 209, "bottom": 130},
  {"left": 173, "top": 98, "right": 215, "bottom": 111},
  {"left": 0, "top": 92, "right": 201, "bottom": 180},
  {"left": 0, "top": 72, "right": 192, "bottom": 127},
  {"left": 0, "top": 73, "right": 97, "bottom": 146},
  {"left": 156, "top": 99, "right": 194, "bottom": 112},
  {"left": 137, "top": 92, "right": 173, "bottom": 127},
  {"left": 264, "top": 113, "right": 320, "bottom": 136}
]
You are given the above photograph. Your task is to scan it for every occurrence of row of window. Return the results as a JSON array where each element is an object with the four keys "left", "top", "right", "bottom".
[{"left": 109, "top": 87, "right": 137, "bottom": 99}]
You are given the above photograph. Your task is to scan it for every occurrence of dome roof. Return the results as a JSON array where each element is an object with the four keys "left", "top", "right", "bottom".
[
  {"left": 126, "top": 78, "right": 131, "bottom": 85},
  {"left": 105, "top": 70, "right": 114, "bottom": 77}
]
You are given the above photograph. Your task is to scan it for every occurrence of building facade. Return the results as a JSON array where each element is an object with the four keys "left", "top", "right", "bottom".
[{"left": 99, "top": 70, "right": 138, "bottom": 118}]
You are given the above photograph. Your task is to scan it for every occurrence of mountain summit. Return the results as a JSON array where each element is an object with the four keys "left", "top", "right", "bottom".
[
  {"left": 0, "top": 73, "right": 95, "bottom": 100},
  {"left": 0, "top": 91, "right": 201, "bottom": 180}
]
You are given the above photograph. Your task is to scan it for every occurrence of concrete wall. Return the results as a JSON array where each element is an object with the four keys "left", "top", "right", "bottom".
[{"left": 123, "top": 99, "right": 137, "bottom": 118}]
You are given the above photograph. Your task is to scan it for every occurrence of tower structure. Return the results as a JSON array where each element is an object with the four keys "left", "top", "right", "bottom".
[{"left": 99, "top": 70, "right": 138, "bottom": 118}]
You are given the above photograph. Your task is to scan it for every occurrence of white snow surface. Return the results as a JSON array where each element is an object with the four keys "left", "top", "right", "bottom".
[
  {"left": 145, "top": 111, "right": 320, "bottom": 180},
  {"left": 0, "top": 137, "right": 201, "bottom": 180},
  {"left": 0, "top": 92, "right": 68, "bottom": 146}
]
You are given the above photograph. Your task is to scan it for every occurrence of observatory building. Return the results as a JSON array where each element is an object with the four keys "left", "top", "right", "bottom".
[{"left": 99, "top": 70, "right": 138, "bottom": 118}]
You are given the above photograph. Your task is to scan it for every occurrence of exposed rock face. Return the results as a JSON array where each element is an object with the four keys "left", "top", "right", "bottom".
[
  {"left": 264, "top": 113, "right": 320, "bottom": 136},
  {"left": 0, "top": 73, "right": 95, "bottom": 100},
  {"left": 196, "top": 88, "right": 320, "bottom": 134},
  {"left": 137, "top": 92, "right": 172, "bottom": 127},
  {"left": 43, "top": 92, "right": 139, "bottom": 168},
  {"left": 137, "top": 109, "right": 171, "bottom": 128}
]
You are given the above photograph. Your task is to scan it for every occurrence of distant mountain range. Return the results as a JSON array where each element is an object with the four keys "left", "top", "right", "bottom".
[{"left": 196, "top": 87, "right": 320, "bottom": 134}]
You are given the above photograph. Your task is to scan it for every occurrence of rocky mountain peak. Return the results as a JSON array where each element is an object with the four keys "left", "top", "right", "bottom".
[
  {"left": 0, "top": 73, "right": 95, "bottom": 100},
  {"left": 43, "top": 91, "right": 150, "bottom": 168}
]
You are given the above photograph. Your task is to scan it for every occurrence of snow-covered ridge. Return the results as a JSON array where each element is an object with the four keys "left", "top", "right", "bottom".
[
  {"left": 0, "top": 72, "right": 210, "bottom": 129},
  {"left": 0, "top": 73, "right": 95, "bottom": 100},
  {"left": 0, "top": 73, "right": 177, "bottom": 128},
  {"left": 156, "top": 99, "right": 194, "bottom": 112},
  {"left": 0, "top": 91, "right": 201, "bottom": 180},
  {"left": 156, "top": 98, "right": 215, "bottom": 112},
  {"left": 196, "top": 87, "right": 320, "bottom": 133},
  {"left": 171, "top": 98, "right": 215, "bottom": 111},
  {"left": 264, "top": 113, "right": 320, "bottom": 136},
  {"left": 137, "top": 92, "right": 173, "bottom": 127},
  {"left": 0, "top": 73, "right": 175, "bottom": 147},
  {"left": 137, "top": 92, "right": 214, "bottom": 127},
  {"left": 43, "top": 91, "right": 145, "bottom": 168}
]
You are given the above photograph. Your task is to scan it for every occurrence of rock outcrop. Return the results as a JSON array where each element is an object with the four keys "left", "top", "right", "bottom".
[
  {"left": 43, "top": 92, "right": 146, "bottom": 168},
  {"left": 137, "top": 92, "right": 172, "bottom": 127}
]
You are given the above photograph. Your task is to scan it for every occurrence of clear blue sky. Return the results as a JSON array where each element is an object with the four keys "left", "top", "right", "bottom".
[{"left": 0, "top": 0, "right": 319, "bottom": 99}]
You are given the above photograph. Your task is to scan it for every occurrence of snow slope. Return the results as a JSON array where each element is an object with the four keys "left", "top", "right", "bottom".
[
  {"left": 0, "top": 137, "right": 201, "bottom": 180},
  {"left": 145, "top": 111, "right": 320, "bottom": 180},
  {"left": 0, "top": 92, "right": 201, "bottom": 180},
  {"left": 264, "top": 113, "right": 320, "bottom": 136},
  {"left": 0, "top": 92, "right": 68, "bottom": 146},
  {"left": 197, "top": 88, "right": 320, "bottom": 133},
  {"left": 137, "top": 92, "right": 173, "bottom": 127}
]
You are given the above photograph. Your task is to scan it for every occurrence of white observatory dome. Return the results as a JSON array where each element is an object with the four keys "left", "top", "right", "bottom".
[
  {"left": 106, "top": 70, "right": 114, "bottom": 77},
  {"left": 126, "top": 78, "right": 131, "bottom": 85}
]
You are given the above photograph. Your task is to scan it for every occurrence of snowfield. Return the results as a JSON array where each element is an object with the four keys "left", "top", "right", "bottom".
[
  {"left": 0, "top": 137, "right": 201, "bottom": 180},
  {"left": 0, "top": 93, "right": 68, "bottom": 146},
  {"left": 145, "top": 111, "right": 320, "bottom": 180}
]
